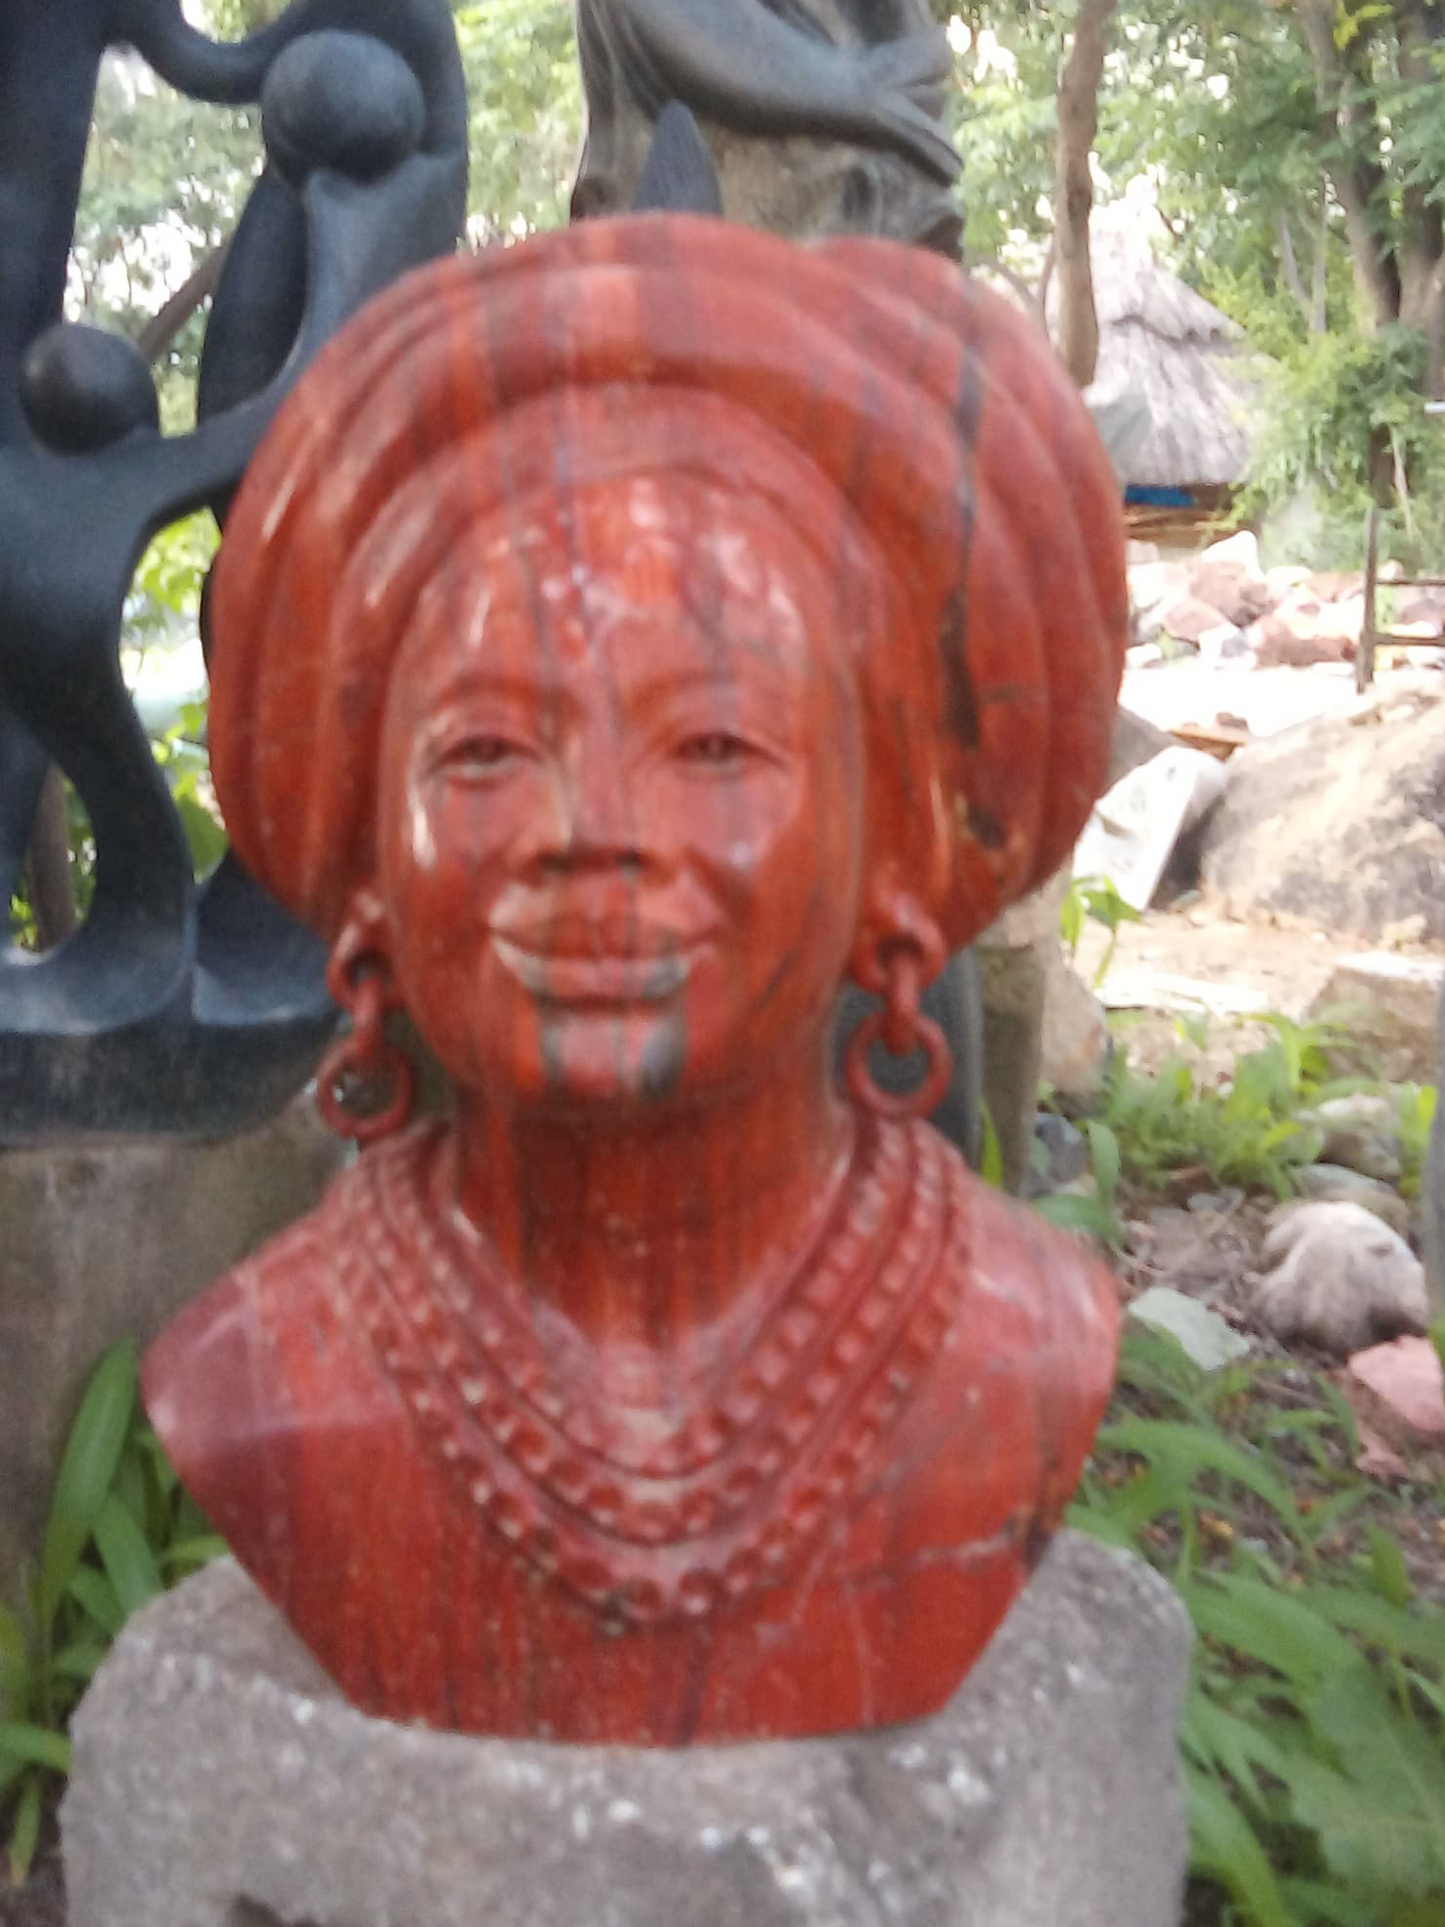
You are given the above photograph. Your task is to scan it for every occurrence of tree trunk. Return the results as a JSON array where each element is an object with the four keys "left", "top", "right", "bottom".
[
  {"left": 1395, "top": 0, "right": 1445, "bottom": 398},
  {"left": 1052, "top": 0, "right": 1117, "bottom": 388},
  {"left": 1294, "top": 0, "right": 1402, "bottom": 332},
  {"left": 1309, "top": 185, "right": 1329, "bottom": 336}
]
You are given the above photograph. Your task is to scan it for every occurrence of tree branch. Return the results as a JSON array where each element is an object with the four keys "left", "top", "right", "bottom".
[
  {"left": 135, "top": 239, "right": 229, "bottom": 366},
  {"left": 1052, "top": 0, "right": 1117, "bottom": 386}
]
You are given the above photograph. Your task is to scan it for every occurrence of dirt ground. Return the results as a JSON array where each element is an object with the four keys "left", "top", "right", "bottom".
[
  {"left": 1076, "top": 897, "right": 1443, "bottom": 1083},
  {"left": 1076, "top": 900, "right": 1445, "bottom": 1608}
]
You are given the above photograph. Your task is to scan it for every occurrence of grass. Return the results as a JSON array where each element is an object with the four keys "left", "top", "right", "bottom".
[
  {"left": 0, "top": 1340, "right": 222, "bottom": 1884},
  {"left": 1071, "top": 1323, "right": 1445, "bottom": 1927}
]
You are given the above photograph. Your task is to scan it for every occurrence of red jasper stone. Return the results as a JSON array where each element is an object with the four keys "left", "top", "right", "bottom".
[{"left": 142, "top": 214, "right": 1127, "bottom": 1745}]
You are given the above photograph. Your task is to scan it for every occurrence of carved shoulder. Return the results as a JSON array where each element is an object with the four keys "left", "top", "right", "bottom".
[{"left": 141, "top": 1203, "right": 393, "bottom": 1599}]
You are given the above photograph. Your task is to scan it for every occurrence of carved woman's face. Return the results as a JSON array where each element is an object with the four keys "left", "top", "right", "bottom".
[{"left": 374, "top": 473, "right": 865, "bottom": 1109}]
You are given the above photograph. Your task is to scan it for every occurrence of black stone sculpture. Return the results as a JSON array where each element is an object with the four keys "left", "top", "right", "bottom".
[
  {"left": 572, "top": 0, "right": 963, "bottom": 255},
  {"left": 601, "top": 36, "right": 981, "bottom": 1168},
  {"left": 0, "top": 0, "right": 467, "bottom": 1140}
]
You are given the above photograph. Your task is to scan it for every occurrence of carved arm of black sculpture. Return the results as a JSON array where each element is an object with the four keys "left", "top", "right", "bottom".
[{"left": 0, "top": 0, "right": 467, "bottom": 1140}]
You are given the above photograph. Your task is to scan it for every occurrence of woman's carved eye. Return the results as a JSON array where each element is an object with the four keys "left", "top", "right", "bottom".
[
  {"left": 674, "top": 731, "right": 753, "bottom": 769},
  {"left": 445, "top": 736, "right": 523, "bottom": 778}
]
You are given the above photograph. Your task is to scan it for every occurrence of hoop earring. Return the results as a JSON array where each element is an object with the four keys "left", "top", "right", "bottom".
[
  {"left": 843, "top": 944, "right": 953, "bottom": 1121},
  {"left": 315, "top": 938, "right": 415, "bottom": 1144}
]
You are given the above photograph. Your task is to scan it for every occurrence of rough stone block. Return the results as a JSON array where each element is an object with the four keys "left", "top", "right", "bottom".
[
  {"left": 63, "top": 1532, "right": 1190, "bottom": 1927},
  {"left": 1307, "top": 951, "right": 1445, "bottom": 1082},
  {"left": 0, "top": 1100, "right": 345, "bottom": 1608}
]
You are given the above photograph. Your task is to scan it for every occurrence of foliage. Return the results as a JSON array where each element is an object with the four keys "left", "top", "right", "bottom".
[
  {"left": 1071, "top": 1321, "right": 1445, "bottom": 1927},
  {"left": 0, "top": 1342, "right": 223, "bottom": 1883},
  {"left": 1395, "top": 1083, "right": 1438, "bottom": 1203},
  {"left": 1234, "top": 325, "right": 1445, "bottom": 568},
  {"left": 1093, "top": 1012, "right": 1376, "bottom": 1201},
  {"left": 454, "top": 0, "right": 582, "bottom": 239},
  {"left": 127, "top": 510, "right": 218, "bottom": 645},
  {"left": 1061, "top": 871, "right": 1141, "bottom": 989}
]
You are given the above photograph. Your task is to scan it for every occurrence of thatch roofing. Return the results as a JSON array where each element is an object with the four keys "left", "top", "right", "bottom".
[{"left": 1050, "top": 207, "right": 1260, "bottom": 491}]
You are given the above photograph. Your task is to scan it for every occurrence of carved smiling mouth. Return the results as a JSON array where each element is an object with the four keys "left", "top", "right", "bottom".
[{"left": 490, "top": 920, "right": 702, "bottom": 1006}]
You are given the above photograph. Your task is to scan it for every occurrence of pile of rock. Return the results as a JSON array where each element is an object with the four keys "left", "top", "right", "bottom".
[{"left": 1129, "top": 531, "right": 1445, "bottom": 670}]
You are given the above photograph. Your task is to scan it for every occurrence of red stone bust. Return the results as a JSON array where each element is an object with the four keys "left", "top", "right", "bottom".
[{"left": 143, "top": 215, "right": 1129, "bottom": 1744}]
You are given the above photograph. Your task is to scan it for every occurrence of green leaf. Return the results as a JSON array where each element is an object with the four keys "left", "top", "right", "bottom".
[
  {"left": 1181, "top": 1574, "right": 1361, "bottom": 1687},
  {"left": 37, "top": 1340, "right": 137, "bottom": 1633},
  {"left": 65, "top": 1568, "right": 124, "bottom": 1640},
  {"left": 1096, "top": 1421, "right": 1301, "bottom": 1525},
  {"left": 47, "top": 1641, "right": 109, "bottom": 1687},
  {"left": 0, "top": 1720, "right": 71, "bottom": 1776},
  {"left": 1084, "top": 1118, "right": 1121, "bottom": 1203},
  {"left": 6, "top": 1769, "right": 42, "bottom": 1886},
  {"left": 1184, "top": 1687, "right": 1302, "bottom": 1807},
  {"left": 0, "top": 1604, "right": 30, "bottom": 1711},
  {"left": 1365, "top": 1524, "right": 1415, "bottom": 1608},
  {"left": 1386, "top": 1898, "right": 1445, "bottom": 1927},
  {"left": 1304, "top": 1586, "right": 1445, "bottom": 1668},
  {"left": 1293, "top": 1670, "right": 1445, "bottom": 1894},
  {"left": 92, "top": 1494, "right": 163, "bottom": 1618},
  {"left": 1031, "top": 1189, "right": 1120, "bottom": 1242},
  {"left": 978, "top": 1106, "right": 1004, "bottom": 1189},
  {"left": 1279, "top": 1876, "right": 1382, "bottom": 1925},
  {"left": 1187, "top": 1767, "right": 1297, "bottom": 1927},
  {"left": 160, "top": 1535, "right": 227, "bottom": 1573}
]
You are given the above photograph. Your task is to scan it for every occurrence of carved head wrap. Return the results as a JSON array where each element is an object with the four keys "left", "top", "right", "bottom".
[{"left": 208, "top": 214, "right": 1127, "bottom": 952}]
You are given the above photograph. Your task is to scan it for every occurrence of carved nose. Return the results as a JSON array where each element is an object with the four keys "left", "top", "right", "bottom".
[{"left": 546, "top": 748, "right": 644, "bottom": 870}]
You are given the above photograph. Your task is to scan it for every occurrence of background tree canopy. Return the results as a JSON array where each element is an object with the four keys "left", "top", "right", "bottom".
[{"left": 72, "top": 0, "right": 1444, "bottom": 601}]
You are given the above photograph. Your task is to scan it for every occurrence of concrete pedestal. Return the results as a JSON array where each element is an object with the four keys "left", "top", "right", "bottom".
[
  {"left": 0, "top": 1100, "right": 345, "bottom": 1608},
  {"left": 63, "top": 1532, "right": 1191, "bottom": 1927}
]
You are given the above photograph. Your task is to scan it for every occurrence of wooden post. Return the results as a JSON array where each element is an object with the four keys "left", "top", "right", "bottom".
[{"left": 1357, "top": 501, "right": 1380, "bottom": 692}]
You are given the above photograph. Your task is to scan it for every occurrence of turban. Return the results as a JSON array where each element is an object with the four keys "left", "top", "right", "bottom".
[{"left": 208, "top": 213, "right": 1127, "bottom": 952}]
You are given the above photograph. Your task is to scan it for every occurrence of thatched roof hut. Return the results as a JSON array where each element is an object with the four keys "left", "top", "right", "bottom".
[{"left": 1061, "top": 208, "right": 1258, "bottom": 495}]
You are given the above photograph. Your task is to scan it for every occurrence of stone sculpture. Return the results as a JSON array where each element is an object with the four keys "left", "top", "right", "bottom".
[
  {"left": 0, "top": 0, "right": 468, "bottom": 1137},
  {"left": 572, "top": 0, "right": 963, "bottom": 253},
  {"left": 143, "top": 213, "right": 1129, "bottom": 1745}
]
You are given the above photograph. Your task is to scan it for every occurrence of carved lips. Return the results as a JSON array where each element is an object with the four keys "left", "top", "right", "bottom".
[{"left": 490, "top": 917, "right": 703, "bottom": 1006}]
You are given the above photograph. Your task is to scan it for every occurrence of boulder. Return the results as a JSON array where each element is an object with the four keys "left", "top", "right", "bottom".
[
  {"left": 1199, "top": 684, "right": 1445, "bottom": 943},
  {"left": 1306, "top": 951, "right": 1445, "bottom": 1079},
  {"left": 1348, "top": 1337, "right": 1445, "bottom": 1437},
  {"left": 1293, "top": 1164, "right": 1413, "bottom": 1237},
  {"left": 1077, "top": 747, "right": 1229, "bottom": 913},
  {"left": 1156, "top": 594, "right": 1228, "bottom": 646},
  {"left": 1198, "top": 622, "right": 1250, "bottom": 663},
  {"left": 1304, "top": 570, "right": 1364, "bottom": 604},
  {"left": 1297, "top": 1093, "right": 1403, "bottom": 1184},
  {"left": 1108, "top": 705, "right": 1174, "bottom": 786},
  {"left": 1028, "top": 1111, "right": 1089, "bottom": 1192},
  {"left": 1250, "top": 588, "right": 1359, "bottom": 667},
  {"left": 1392, "top": 585, "right": 1445, "bottom": 635},
  {"left": 1128, "top": 559, "right": 1189, "bottom": 616},
  {"left": 1253, "top": 1203, "right": 1429, "bottom": 1356},
  {"left": 1185, "top": 548, "right": 1272, "bottom": 629},
  {"left": 1265, "top": 564, "right": 1311, "bottom": 603}
]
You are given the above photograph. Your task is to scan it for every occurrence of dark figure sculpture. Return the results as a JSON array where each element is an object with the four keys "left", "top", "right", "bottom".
[
  {"left": 572, "top": 0, "right": 963, "bottom": 254},
  {"left": 145, "top": 215, "right": 1128, "bottom": 1744},
  {"left": 0, "top": 0, "right": 466, "bottom": 1137}
]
